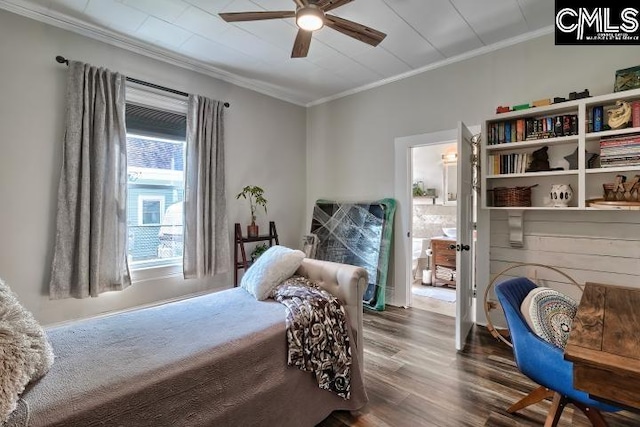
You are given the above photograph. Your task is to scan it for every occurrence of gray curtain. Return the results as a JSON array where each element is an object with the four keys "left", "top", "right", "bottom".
[
  {"left": 49, "top": 61, "right": 130, "bottom": 299},
  {"left": 183, "top": 95, "right": 230, "bottom": 278}
]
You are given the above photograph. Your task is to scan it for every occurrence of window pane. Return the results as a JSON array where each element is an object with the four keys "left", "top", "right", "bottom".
[
  {"left": 127, "top": 134, "right": 185, "bottom": 269},
  {"left": 141, "top": 200, "right": 161, "bottom": 225}
]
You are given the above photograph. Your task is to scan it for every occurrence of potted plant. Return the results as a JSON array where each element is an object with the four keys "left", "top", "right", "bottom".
[
  {"left": 236, "top": 185, "right": 268, "bottom": 237},
  {"left": 250, "top": 243, "right": 269, "bottom": 263}
]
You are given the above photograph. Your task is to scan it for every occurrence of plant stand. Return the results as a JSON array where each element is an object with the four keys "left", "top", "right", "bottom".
[{"left": 233, "top": 221, "right": 279, "bottom": 286}]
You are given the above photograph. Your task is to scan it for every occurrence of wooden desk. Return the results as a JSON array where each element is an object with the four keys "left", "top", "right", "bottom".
[{"left": 565, "top": 282, "right": 640, "bottom": 410}]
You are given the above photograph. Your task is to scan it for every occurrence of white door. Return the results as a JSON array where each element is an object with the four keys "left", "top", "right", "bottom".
[{"left": 455, "top": 122, "right": 475, "bottom": 351}]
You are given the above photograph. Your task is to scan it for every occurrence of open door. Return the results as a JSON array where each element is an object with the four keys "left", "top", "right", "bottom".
[{"left": 455, "top": 122, "right": 474, "bottom": 351}]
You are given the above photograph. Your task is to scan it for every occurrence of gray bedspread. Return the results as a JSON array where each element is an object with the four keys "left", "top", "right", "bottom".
[{"left": 9, "top": 288, "right": 367, "bottom": 427}]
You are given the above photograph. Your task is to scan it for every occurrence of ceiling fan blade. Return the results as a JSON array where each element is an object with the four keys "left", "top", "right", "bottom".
[
  {"left": 219, "top": 11, "right": 295, "bottom": 22},
  {"left": 324, "top": 14, "right": 386, "bottom": 46},
  {"left": 317, "top": 0, "right": 354, "bottom": 12},
  {"left": 291, "top": 29, "right": 312, "bottom": 58}
]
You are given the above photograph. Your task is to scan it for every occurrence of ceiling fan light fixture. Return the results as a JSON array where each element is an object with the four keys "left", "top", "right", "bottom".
[{"left": 296, "top": 5, "right": 324, "bottom": 31}]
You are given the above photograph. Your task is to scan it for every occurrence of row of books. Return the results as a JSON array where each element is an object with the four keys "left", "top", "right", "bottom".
[
  {"left": 488, "top": 114, "right": 579, "bottom": 145},
  {"left": 488, "top": 153, "right": 530, "bottom": 175},
  {"left": 600, "top": 133, "right": 640, "bottom": 167}
]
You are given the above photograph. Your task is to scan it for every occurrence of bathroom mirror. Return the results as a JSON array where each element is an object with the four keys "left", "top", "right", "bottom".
[{"left": 443, "top": 163, "right": 457, "bottom": 205}]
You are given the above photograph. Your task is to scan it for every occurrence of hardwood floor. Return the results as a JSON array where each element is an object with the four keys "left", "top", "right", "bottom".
[
  {"left": 411, "top": 283, "right": 456, "bottom": 317},
  {"left": 319, "top": 306, "right": 640, "bottom": 427}
]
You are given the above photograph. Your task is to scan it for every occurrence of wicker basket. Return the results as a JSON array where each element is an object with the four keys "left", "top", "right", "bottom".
[{"left": 491, "top": 185, "right": 537, "bottom": 207}]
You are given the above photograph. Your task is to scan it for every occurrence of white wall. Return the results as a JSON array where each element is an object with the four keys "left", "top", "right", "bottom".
[
  {"left": 307, "top": 33, "right": 640, "bottom": 312},
  {"left": 0, "top": 10, "right": 307, "bottom": 325}
]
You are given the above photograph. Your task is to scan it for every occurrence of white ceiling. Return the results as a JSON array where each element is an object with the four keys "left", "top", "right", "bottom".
[{"left": 1, "top": 0, "right": 554, "bottom": 105}]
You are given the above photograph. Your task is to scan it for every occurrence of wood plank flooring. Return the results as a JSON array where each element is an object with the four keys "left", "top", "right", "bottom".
[{"left": 319, "top": 306, "right": 640, "bottom": 427}]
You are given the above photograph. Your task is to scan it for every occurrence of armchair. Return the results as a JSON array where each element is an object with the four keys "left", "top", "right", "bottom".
[{"left": 495, "top": 277, "right": 620, "bottom": 427}]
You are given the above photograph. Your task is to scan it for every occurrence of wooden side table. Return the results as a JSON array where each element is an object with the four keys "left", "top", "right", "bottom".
[{"left": 430, "top": 237, "right": 456, "bottom": 288}]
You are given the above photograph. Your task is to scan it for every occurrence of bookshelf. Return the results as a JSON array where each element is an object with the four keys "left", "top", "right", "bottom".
[{"left": 481, "top": 87, "right": 640, "bottom": 210}]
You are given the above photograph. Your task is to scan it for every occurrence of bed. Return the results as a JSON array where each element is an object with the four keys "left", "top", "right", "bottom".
[{"left": 7, "top": 258, "right": 368, "bottom": 427}]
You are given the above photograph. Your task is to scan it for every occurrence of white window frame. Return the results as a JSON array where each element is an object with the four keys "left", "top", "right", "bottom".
[
  {"left": 137, "top": 195, "right": 165, "bottom": 226},
  {"left": 126, "top": 83, "right": 188, "bottom": 280}
]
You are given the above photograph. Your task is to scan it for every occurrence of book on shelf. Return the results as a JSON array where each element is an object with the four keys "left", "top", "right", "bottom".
[
  {"left": 599, "top": 133, "right": 640, "bottom": 166},
  {"left": 593, "top": 106, "right": 603, "bottom": 132},
  {"left": 599, "top": 133, "right": 640, "bottom": 147},
  {"left": 600, "top": 156, "right": 640, "bottom": 167},
  {"left": 516, "top": 119, "right": 524, "bottom": 142},
  {"left": 488, "top": 114, "right": 578, "bottom": 145},
  {"left": 600, "top": 142, "right": 640, "bottom": 156},
  {"left": 488, "top": 152, "right": 529, "bottom": 174}
]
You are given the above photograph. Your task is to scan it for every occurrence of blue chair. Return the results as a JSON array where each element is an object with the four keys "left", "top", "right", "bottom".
[{"left": 495, "top": 277, "right": 620, "bottom": 427}]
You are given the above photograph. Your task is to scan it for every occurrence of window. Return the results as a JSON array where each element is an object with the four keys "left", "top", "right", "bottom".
[
  {"left": 138, "top": 195, "right": 164, "bottom": 225},
  {"left": 125, "top": 96, "right": 187, "bottom": 270}
]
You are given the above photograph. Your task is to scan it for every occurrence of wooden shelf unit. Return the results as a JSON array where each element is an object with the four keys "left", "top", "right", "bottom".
[
  {"left": 481, "top": 87, "right": 640, "bottom": 210},
  {"left": 233, "top": 221, "right": 279, "bottom": 286}
]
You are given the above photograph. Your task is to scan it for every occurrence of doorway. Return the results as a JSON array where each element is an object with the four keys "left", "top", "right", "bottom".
[
  {"left": 410, "top": 142, "right": 458, "bottom": 317},
  {"left": 393, "top": 124, "right": 482, "bottom": 350}
]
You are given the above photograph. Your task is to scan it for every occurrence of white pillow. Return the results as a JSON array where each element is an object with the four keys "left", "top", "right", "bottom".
[
  {"left": 0, "top": 278, "right": 55, "bottom": 422},
  {"left": 241, "top": 245, "right": 306, "bottom": 301},
  {"left": 520, "top": 286, "right": 577, "bottom": 349}
]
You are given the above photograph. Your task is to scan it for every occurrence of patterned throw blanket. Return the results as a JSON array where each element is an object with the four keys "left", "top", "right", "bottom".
[{"left": 272, "top": 276, "right": 352, "bottom": 399}]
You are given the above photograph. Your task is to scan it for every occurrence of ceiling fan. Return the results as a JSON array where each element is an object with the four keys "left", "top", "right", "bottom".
[{"left": 219, "top": 0, "right": 387, "bottom": 58}]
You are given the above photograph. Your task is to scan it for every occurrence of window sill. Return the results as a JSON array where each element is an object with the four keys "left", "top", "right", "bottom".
[{"left": 130, "top": 262, "right": 182, "bottom": 283}]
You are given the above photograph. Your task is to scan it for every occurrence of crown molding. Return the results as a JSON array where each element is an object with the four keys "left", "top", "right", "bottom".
[
  {"left": 306, "top": 26, "right": 555, "bottom": 107},
  {"left": 0, "top": 0, "right": 308, "bottom": 106}
]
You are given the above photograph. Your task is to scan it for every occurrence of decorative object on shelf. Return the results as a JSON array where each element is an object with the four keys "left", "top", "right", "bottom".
[
  {"left": 603, "top": 174, "right": 639, "bottom": 202},
  {"left": 607, "top": 100, "right": 633, "bottom": 129},
  {"left": 412, "top": 181, "right": 426, "bottom": 197},
  {"left": 512, "top": 103, "right": 530, "bottom": 111},
  {"left": 550, "top": 184, "right": 573, "bottom": 207},
  {"left": 614, "top": 65, "right": 640, "bottom": 92},
  {"left": 563, "top": 148, "right": 599, "bottom": 170},
  {"left": 532, "top": 98, "right": 550, "bottom": 107},
  {"left": 496, "top": 105, "right": 510, "bottom": 114},
  {"left": 490, "top": 185, "right": 537, "bottom": 207},
  {"left": 236, "top": 185, "right": 268, "bottom": 237},
  {"left": 569, "top": 89, "right": 590, "bottom": 100},
  {"left": 525, "top": 146, "right": 551, "bottom": 172},
  {"left": 250, "top": 243, "right": 269, "bottom": 262}
]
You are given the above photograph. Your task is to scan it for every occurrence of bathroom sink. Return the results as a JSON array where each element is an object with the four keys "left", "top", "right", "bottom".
[{"left": 442, "top": 228, "right": 457, "bottom": 239}]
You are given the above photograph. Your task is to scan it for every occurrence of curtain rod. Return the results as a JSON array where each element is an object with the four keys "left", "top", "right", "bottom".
[{"left": 55, "top": 56, "right": 230, "bottom": 108}]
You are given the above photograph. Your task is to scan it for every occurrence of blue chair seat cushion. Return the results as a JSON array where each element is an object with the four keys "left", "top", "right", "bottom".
[{"left": 520, "top": 287, "right": 577, "bottom": 349}]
